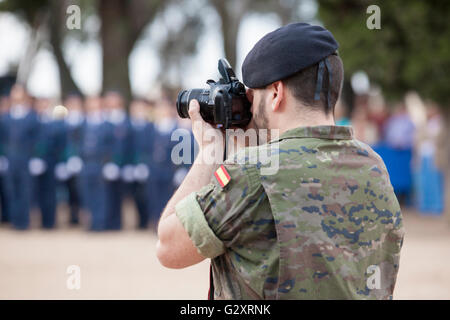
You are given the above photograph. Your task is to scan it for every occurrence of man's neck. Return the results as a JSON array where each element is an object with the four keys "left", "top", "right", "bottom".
[{"left": 275, "top": 115, "right": 335, "bottom": 137}]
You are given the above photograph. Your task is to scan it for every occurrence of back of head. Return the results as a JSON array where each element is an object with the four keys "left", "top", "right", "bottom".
[
  {"left": 283, "top": 54, "right": 344, "bottom": 115},
  {"left": 242, "top": 23, "right": 343, "bottom": 118}
]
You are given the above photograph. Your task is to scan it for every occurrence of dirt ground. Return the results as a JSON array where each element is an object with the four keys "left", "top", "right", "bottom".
[{"left": 1, "top": 203, "right": 449, "bottom": 300}]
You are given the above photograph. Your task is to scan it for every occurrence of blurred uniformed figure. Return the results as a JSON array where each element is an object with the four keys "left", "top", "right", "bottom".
[
  {"left": 29, "top": 98, "right": 66, "bottom": 229},
  {"left": 129, "top": 98, "right": 154, "bottom": 229},
  {"left": 172, "top": 117, "right": 197, "bottom": 188},
  {"left": 102, "top": 91, "right": 132, "bottom": 230},
  {"left": 79, "top": 96, "right": 111, "bottom": 231},
  {"left": 59, "top": 93, "right": 85, "bottom": 225},
  {"left": 3, "top": 84, "right": 39, "bottom": 230},
  {"left": 149, "top": 99, "right": 178, "bottom": 224},
  {"left": 0, "top": 95, "right": 10, "bottom": 223}
]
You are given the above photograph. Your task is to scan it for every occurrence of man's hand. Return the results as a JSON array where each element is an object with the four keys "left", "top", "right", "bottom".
[
  {"left": 188, "top": 99, "right": 224, "bottom": 163},
  {"left": 156, "top": 100, "right": 222, "bottom": 269}
]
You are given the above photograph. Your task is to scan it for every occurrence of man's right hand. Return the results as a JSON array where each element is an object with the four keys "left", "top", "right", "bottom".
[{"left": 188, "top": 99, "right": 224, "bottom": 164}]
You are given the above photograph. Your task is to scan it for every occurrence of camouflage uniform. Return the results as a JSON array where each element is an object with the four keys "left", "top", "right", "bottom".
[{"left": 176, "top": 125, "right": 405, "bottom": 299}]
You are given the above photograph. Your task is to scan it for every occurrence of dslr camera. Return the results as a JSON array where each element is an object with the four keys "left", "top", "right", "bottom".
[{"left": 176, "top": 58, "right": 252, "bottom": 129}]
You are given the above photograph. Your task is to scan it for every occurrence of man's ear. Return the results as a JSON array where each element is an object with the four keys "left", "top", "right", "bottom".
[{"left": 270, "top": 81, "right": 284, "bottom": 112}]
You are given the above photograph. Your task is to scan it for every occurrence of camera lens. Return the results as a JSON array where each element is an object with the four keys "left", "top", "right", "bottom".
[
  {"left": 176, "top": 90, "right": 190, "bottom": 118},
  {"left": 176, "top": 89, "right": 213, "bottom": 122}
]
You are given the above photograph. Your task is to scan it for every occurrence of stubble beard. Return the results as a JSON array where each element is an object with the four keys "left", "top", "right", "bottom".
[{"left": 253, "top": 99, "right": 271, "bottom": 143}]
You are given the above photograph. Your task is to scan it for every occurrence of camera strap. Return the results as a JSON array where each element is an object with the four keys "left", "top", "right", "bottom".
[
  {"left": 208, "top": 264, "right": 214, "bottom": 300},
  {"left": 314, "top": 57, "right": 333, "bottom": 111}
]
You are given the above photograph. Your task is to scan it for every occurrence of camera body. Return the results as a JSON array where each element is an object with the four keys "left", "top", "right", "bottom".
[{"left": 176, "top": 59, "right": 252, "bottom": 129}]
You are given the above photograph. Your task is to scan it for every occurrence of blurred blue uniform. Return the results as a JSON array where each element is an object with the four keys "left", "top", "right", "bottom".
[
  {"left": 0, "top": 112, "right": 10, "bottom": 223},
  {"left": 30, "top": 116, "right": 66, "bottom": 229},
  {"left": 415, "top": 155, "right": 444, "bottom": 214},
  {"left": 377, "top": 114, "right": 415, "bottom": 204},
  {"left": 2, "top": 106, "right": 39, "bottom": 229},
  {"left": 79, "top": 115, "right": 112, "bottom": 231},
  {"left": 129, "top": 118, "right": 155, "bottom": 228},
  {"left": 171, "top": 125, "right": 197, "bottom": 188},
  {"left": 149, "top": 119, "right": 178, "bottom": 222},
  {"left": 103, "top": 112, "right": 132, "bottom": 230},
  {"left": 62, "top": 112, "right": 85, "bottom": 224},
  {"left": 372, "top": 143, "right": 413, "bottom": 200}
]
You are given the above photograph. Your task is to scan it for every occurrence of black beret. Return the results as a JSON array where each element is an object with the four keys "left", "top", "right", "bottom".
[{"left": 242, "top": 23, "right": 339, "bottom": 88}]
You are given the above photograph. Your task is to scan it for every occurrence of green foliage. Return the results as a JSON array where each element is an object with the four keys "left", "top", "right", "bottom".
[
  {"left": 0, "top": 0, "right": 50, "bottom": 26},
  {"left": 318, "top": 0, "right": 450, "bottom": 106}
]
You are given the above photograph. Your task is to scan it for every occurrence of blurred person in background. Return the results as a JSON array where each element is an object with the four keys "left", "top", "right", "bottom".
[
  {"left": 414, "top": 103, "right": 445, "bottom": 214},
  {"left": 172, "top": 117, "right": 197, "bottom": 189},
  {"left": 129, "top": 98, "right": 155, "bottom": 229},
  {"left": 334, "top": 99, "right": 351, "bottom": 126},
  {"left": 378, "top": 103, "right": 415, "bottom": 205},
  {"left": 29, "top": 97, "right": 66, "bottom": 229},
  {"left": 0, "top": 95, "right": 10, "bottom": 223},
  {"left": 367, "top": 91, "right": 389, "bottom": 141},
  {"left": 384, "top": 103, "right": 415, "bottom": 150},
  {"left": 351, "top": 95, "right": 380, "bottom": 146},
  {"left": 149, "top": 98, "right": 178, "bottom": 228},
  {"left": 102, "top": 91, "right": 132, "bottom": 230},
  {"left": 59, "top": 93, "right": 85, "bottom": 225},
  {"left": 3, "top": 84, "right": 39, "bottom": 230},
  {"left": 79, "top": 96, "right": 111, "bottom": 231}
]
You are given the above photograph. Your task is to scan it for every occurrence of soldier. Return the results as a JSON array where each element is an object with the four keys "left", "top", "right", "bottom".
[
  {"left": 129, "top": 98, "right": 154, "bottom": 229},
  {"left": 59, "top": 93, "right": 85, "bottom": 225},
  {"left": 29, "top": 98, "right": 66, "bottom": 229},
  {"left": 171, "top": 117, "right": 197, "bottom": 191},
  {"left": 79, "top": 96, "right": 111, "bottom": 231},
  {"left": 3, "top": 84, "right": 39, "bottom": 230},
  {"left": 102, "top": 91, "right": 132, "bottom": 230},
  {"left": 0, "top": 95, "right": 10, "bottom": 223},
  {"left": 156, "top": 23, "right": 405, "bottom": 299}
]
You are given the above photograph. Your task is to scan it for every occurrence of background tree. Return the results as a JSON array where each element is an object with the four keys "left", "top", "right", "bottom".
[
  {"left": 0, "top": 0, "right": 91, "bottom": 97},
  {"left": 210, "top": 0, "right": 306, "bottom": 70},
  {"left": 210, "top": 0, "right": 250, "bottom": 69},
  {"left": 318, "top": 0, "right": 450, "bottom": 107},
  {"left": 153, "top": 0, "right": 205, "bottom": 93},
  {"left": 0, "top": 0, "right": 50, "bottom": 85},
  {"left": 98, "top": 0, "right": 168, "bottom": 102},
  {"left": 48, "top": 0, "right": 84, "bottom": 97},
  {"left": 319, "top": 0, "right": 450, "bottom": 218}
]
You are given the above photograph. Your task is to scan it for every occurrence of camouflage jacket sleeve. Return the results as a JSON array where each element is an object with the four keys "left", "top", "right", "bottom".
[{"left": 175, "top": 163, "right": 265, "bottom": 259}]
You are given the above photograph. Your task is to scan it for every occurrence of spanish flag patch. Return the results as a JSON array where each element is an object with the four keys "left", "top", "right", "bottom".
[{"left": 214, "top": 165, "right": 231, "bottom": 188}]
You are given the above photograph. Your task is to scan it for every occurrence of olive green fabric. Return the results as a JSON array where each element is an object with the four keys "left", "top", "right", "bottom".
[{"left": 176, "top": 126, "right": 405, "bottom": 300}]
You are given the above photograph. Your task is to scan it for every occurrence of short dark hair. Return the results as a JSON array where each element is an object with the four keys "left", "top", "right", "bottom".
[{"left": 282, "top": 54, "right": 343, "bottom": 114}]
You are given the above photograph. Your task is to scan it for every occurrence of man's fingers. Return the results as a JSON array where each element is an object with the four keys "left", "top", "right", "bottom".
[{"left": 188, "top": 100, "right": 201, "bottom": 121}]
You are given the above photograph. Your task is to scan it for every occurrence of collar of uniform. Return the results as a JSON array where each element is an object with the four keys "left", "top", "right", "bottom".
[{"left": 269, "top": 125, "right": 354, "bottom": 144}]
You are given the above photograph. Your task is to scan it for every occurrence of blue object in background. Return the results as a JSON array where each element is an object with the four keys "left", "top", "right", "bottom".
[
  {"left": 31, "top": 118, "right": 67, "bottom": 229},
  {"left": 415, "top": 155, "right": 444, "bottom": 215},
  {"left": 372, "top": 143, "right": 413, "bottom": 200},
  {"left": 129, "top": 120, "right": 155, "bottom": 229},
  {"left": 3, "top": 109, "right": 39, "bottom": 230},
  {"left": 79, "top": 120, "right": 112, "bottom": 231},
  {"left": 104, "top": 117, "right": 133, "bottom": 230},
  {"left": 149, "top": 120, "right": 178, "bottom": 223}
]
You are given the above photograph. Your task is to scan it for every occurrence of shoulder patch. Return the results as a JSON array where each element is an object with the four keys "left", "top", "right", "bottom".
[{"left": 214, "top": 165, "right": 231, "bottom": 188}]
